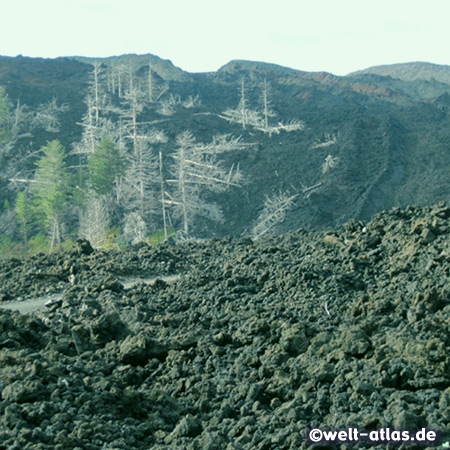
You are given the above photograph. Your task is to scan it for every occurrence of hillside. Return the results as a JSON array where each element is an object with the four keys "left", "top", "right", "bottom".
[
  {"left": 349, "top": 61, "right": 450, "bottom": 84},
  {"left": 72, "top": 54, "right": 191, "bottom": 82},
  {"left": 1, "top": 54, "right": 450, "bottom": 255},
  {"left": 0, "top": 203, "right": 449, "bottom": 448}
]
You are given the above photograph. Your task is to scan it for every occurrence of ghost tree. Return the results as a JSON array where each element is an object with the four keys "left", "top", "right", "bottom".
[
  {"left": 123, "top": 211, "right": 147, "bottom": 244},
  {"left": 220, "top": 77, "right": 262, "bottom": 129},
  {"left": 219, "top": 76, "right": 307, "bottom": 136},
  {"left": 251, "top": 191, "right": 298, "bottom": 240},
  {"left": 1, "top": 87, "right": 67, "bottom": 162},
  {"left": 112, "top": 64, "right": 128, "bottom": 98},
  {"left": 120, "top": 129, "right": 168, "bottom": 240},
  {"left": 156, "top": 94, "right": 182, "bottom": 116},
  {"left": 321, "top": 154, "right": 340, "bottom": 174},
  {"left": 74, "top": 96, "right": 97, "bottom": 156},
  {"left": 159, "top": 150, "right": 169, "bottom": 240},
  {"left": 312, "top": 132, "right": 338, "bottom": 149},
  {"left": 238, "top": 77, "right": 248, "bottom": 129},
  {"left": 276, "top": 119, "right": 305, "bottom": 132},
  {"left": 105, "top": 65, "right": 115, "bottom": 94},
  {"left": 260, "top": 79, "right": 275, "bottom": 130},
  {"left": 165, "top": 132, "right": 245, "bottom": 237},
  {"left": 182, "top": 95, "right": 201, "bottom": 108},
  {"left": 87, "top": 62, "right": 106, "bottom": 124},
  {"left": 147, "top": 66, "right": 155, "bottom": 103},
  {"left": 78, "top": 194, "right": 110, "bottom": 249},
  {"left": 32, "top": 98, "right": 68, "bottom": 133},
  {"left": 121, "top": 83, "right": 146, "bottom": 155},
  {"left": 124, "top": 140, "right": 158, "bottom": 219}
]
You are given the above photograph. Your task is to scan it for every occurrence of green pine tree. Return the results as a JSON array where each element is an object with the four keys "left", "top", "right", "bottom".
[
  {"left": 33, "top": 140, "right": 69, "bottom": 251},
  {"left": 88, "top": 137, "right": 126, "bottom": 197}
]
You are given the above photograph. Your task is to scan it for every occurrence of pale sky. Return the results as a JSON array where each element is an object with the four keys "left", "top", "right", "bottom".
[{"left": 2, "top": 0, "right": 450, "bottom": 75}]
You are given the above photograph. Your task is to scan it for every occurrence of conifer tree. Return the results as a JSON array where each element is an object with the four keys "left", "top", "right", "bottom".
[
  {"left": 33, "top": 140, "right": 69, "bottom": 251},
  {"left": 88, "top": 137, "right": 126, "bottom": 197},
  {"left": 15, "top": 190, "right": 32, "bottom": 247}
]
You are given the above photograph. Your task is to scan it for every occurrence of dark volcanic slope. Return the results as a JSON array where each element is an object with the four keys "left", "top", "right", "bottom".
[
  {"left": 1, "top": 203, "right": 450, "bottom": 449},
  {"left": 3, "top": 56, "right": 450, "bottom": 239}
]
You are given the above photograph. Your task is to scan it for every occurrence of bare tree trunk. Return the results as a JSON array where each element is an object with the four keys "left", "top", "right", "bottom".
[
  {"left": 251, "top": 192, "right": 298, "bottom": 240},
  {"left": 49, "top": 217, "right": 61, "bottom": 253},
  {"left": 106, "top": 65, "right": 114, "bottom": 94},
  {"left": 130, "top": 91, "right": 139, "bottom": 155},
  {"left": 166, "top": 132, "right": 247, "bottom": 238},
  {"left": 87, "top": 100, "right": 96, "bottom": 154},
  {"left": 92, "top": 62, "right": 102, "bottom": 125},
  {"left": 240, "top": 77, "right": 247, "bottom": 129},
  {"left": 116, "top": 65, "right": 126, "bottom": 98},
  {"left": 138, "top": 151, "right": 145, "bottom": 217},
  {"left": 159, "top": 150, "right": 168, "bottom": 240},
  {"left": 79, "top": 195, "right": 109, "bottom": 248},
  {"left": 148, "top": 66, "right": 154, "bottom": 103},
  {"left": 179, "top": 144, "right": 189, "bottom": 236},
  {"left": 262, "top": 78, "right": 270, "bottom": 129}
]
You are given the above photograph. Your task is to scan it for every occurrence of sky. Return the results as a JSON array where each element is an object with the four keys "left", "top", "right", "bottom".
[{"left": 2, "top": 0, "right": 450, "bottom": 75}]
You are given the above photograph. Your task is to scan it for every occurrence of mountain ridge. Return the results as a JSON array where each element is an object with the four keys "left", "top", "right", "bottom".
[
  {"left": 349, "top": 61, "right": 450, "bottom": 84},
  {"left": 4, "top": 54, "right": 450, "bottom": 81},
  {"left": 71, "top": 53, "right": 191, "bottom": 82}
]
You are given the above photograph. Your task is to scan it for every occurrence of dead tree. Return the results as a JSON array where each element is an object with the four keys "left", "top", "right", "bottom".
[
  {"left": 124, "top": 140, "right": 158, "bottom": 219},
  {"left": 123, "top": 211, "right": 147, "bottom": 244},
  {"left": 78, "top": 194, "right": 110, "bottom": 249},
  {"left": 120, "top": 83, "right": 146, "bottom": 155},
  {"left": 121, "top": 129, "right": 167, "bottom": 233},
  {"left": 260, "top": 78, "right": 275, "bottom": 130},
  {"left": 159, "top": 150, "right": 168, "bottom": 240},
  {"left": 165, "top": 132, "right": 245, "bottom": 237},
  {"left": 251, "top": 191, "right": 298, "bottom": 240},
  {"left": 220, "top": 77, "right": 262, "bottom": 129},
  {"left": 322, "top": 155, "right": 340, "bottom": 174}
]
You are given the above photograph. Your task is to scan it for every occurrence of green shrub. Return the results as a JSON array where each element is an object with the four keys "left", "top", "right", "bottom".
[
  {"left": 0, "top": 234, "right": 18, "bottom": 259},
  {"left": 148, "top": 227, "right": 176, "bottom": 246},
  {"left": 28, "top": 233, "right": 50, "bottom": 255}
]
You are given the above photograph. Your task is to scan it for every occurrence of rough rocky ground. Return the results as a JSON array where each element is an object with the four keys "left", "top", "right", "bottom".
[{"left": 0, "top": 203, "right": 450, "bottom": 449}]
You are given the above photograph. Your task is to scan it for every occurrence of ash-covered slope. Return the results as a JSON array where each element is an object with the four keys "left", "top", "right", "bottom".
[
  {"left": 1, "top": 203, "right": 450, "bottom": 449},
  {"left": 3, "top": 55, "right": 450, "bottom": 242}
]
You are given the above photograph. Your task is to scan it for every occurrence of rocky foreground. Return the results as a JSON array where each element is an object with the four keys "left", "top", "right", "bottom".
[{"left": 1, "top": 204, "right": 450, "bottom": 449}]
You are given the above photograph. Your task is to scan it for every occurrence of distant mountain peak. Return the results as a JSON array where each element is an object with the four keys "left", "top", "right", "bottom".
[
  {"left": 218, "top": 60, "right": 303, "bottom": 75},
  {"left": 349, "top": 61, "right": 450, "bottom": 85},
  {"left": 71, "top": 53, "right": 190, "bottom": 82}
]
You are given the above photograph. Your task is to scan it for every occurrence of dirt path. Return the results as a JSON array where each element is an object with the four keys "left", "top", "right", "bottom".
[
  {"left": 0, "top": 295, "right": 61, "bottom": 314},
  {"left": 0, "top": 274, "right": 181, "bottom": 314}
]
